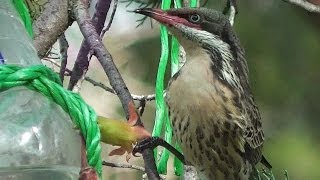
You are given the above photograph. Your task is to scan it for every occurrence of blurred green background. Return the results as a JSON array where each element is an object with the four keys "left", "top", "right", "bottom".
[{"left": 70, "top": 0, "right": 320, "bottom": 179}]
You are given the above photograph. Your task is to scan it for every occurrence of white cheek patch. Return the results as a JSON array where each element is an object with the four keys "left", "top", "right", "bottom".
[{"left": 174, "top": 24, "right": 241, "bottom": 90}]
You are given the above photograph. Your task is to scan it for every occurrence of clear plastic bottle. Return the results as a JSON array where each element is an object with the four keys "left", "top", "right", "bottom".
[{"left": 0, "top": 1, "right": 81, "bottom": 179}]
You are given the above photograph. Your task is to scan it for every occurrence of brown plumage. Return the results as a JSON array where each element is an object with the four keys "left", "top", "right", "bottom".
[{"left": 135, "top": 8, "right": 270, "bottom": 180}]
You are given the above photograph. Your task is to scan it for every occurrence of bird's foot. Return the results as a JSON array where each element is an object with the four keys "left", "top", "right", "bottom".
[
  {"left": 132, "top": 137, "right": 160, "bottom": 156},
  {"left": 132, "top": 137, "right": 186, "bottom": 164}
]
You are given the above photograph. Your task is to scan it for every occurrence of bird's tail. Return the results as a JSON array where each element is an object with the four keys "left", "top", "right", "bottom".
[
  {"left": 249, "top": 155, "right": 272, "bottom": 180},
  {"left": 261, "top": 155, "right": 272, "bottom": 169}
]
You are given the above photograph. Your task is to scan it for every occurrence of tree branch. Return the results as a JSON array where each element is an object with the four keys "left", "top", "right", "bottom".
[
  {"left": 68, "top": 0, "right": 113, "bottom": 90},
  {"left": 72, "top": 0, "right": 159, "bottom": 179},
  {"left": 32, "top": 0, "right": 70, "bottom": 58},
  {"left": 283, "top": 0, "right": 320, "bottom": 13}
]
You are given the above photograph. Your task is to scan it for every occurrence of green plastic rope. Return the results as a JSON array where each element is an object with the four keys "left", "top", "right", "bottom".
[
  {"left": 12, "top": 0, "right": 33, "bottom": 38},
  {"left": 171, "top": 1, "right": 184, "bottom": 176},
  {"left": 152, "top": 0, "right": 171, "bottom": 174},
  {"left": 0, "top": 65, "right": 102, "bottom": 177},
  {"left": 153, "top": 0, "right": 198, "bottom": 176},
  {"left": 189, "top": 0, "right": 198, "bottom": 8}
]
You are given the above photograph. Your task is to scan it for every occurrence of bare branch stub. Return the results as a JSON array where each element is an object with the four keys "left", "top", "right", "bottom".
[
  {"left": 222, "top": 0, "right": 238, "bottom": 26},
  {"left": 283, "top": 0, "right": 320, "bottom": 13},
  {"left": 79, "top": 134, "right": 98, "bottom": 180},
  {"left": 137, "top": 98, "right": 146, "bottom": 116},
  {"left": 72, "top": 0, "right": 160, "bottom": 179},
  {"left": 58, "top": 34, "right": 69, "bottom": 82}
]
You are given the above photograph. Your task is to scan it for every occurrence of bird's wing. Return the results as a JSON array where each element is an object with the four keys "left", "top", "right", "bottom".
[
  {"left": 226, "top": 32, "right": 264, "bottom": 149},
  {"left": 244, "top": 100, "right": 264, "bottom": 149},
  {"left": 240, "top": 99, "right": 265, "bottom": 165},
  {"left": 232, "top": 94, "right": 264, "bottom": 150},
  {"left": 227, "top": 26, "right": 266, "bottom": 165},
  {"left": 230, "top": 93, "right": 264, "bottom": 165}
]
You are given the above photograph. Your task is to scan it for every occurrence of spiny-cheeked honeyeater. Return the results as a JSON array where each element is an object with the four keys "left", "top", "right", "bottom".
[{"left": 135, "top": 8, "right": 271, "bottom": 180}]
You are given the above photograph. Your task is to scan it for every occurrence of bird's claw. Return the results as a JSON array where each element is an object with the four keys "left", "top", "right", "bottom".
[
  {"left": 133, "top": 136, "right": 186, "bottom": 164},
  {"left": 132, "top": 137, "right": 160, "bottom": 157}
]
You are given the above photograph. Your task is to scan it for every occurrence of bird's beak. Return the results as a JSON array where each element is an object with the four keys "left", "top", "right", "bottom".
[
  {"left": 134, "top": 8, "right": 199, "bottom": 28},
  {"left": 134, "top": 8, "right": 177, "bottom": 26}
]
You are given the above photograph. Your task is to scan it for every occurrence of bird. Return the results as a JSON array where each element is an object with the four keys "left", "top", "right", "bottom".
[{"left": 134, "top": 7, "right": 271, "bottom": 180}]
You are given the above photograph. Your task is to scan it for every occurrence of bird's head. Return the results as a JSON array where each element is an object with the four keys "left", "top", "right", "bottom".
[
  {"left": 134, "top": 8, "right": 239, "bottom": 53},
  {"left": 134, "top": 8, "right": 249, "bottom": 93}
]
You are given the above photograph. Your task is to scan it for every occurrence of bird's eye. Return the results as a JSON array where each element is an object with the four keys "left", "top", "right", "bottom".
[{"left": 189, "top": 14, "right": 201, "bottom": 23}]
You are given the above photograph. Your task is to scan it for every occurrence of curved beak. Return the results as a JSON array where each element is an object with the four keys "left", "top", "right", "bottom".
[
  {"left": 134, "top": 8, "right": 177, "bottom": 26},
  {"left": 134, "top": 8, "right": 164, "bottom": 17}
]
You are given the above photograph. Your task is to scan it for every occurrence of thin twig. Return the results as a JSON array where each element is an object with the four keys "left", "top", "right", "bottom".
[
  {"left": 41, "top": 58, "right": 156, "bottom": 102},
  {"left": 229, "top": 2, "right": 236, "bottom": 26},
  {"left": 42, "top": 57, "right": 62, "bottom": 67},
  {"left": 126, "top": 0, "right": 161, "bottom": 27},
  {"left": 58, "top": 34, "right": 69, "bottom": 82},
  {"left": 86, "top": 77, "right": 156, "bottom": 101},
  {"left": 283, "top": 0, "right": 320, "bottom": 13},
  {"left": 48, "top": 51, "right": 59, "bottom": 56},
  {"left": 84, "top": 77, "right": 156, "bottom": 101},
  {"left": 88, "top": 0, "right": 119, "bottom": 64},
  {"left": 102, "top": 161, "right": 167, "bottom": 179},
  {"left": 132, "top": 94, "right": 156, "bottom": 101},
  {"left": 201, "top": 0, "right": 209, "bottom": 7},
  {"left": 102, "top": 161, "right": 145, "bottom": 171},
  {"left": 73, "top": 1, "right": 159, "bottom": 178},
  {"left": 84, "top": 77, "right": 116, "bottom": 93},
  {"left": 223, "top": 0, "right": 238, "bottom": 26},
  {"left": 100, "top": 0, "right": 119, "bottom": 38},
  {"left": 89, "top": 0, "right": 118, "bottom": 65},
  {"left": 47, "top": 56, "right": 60, "bottom": 60}
]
